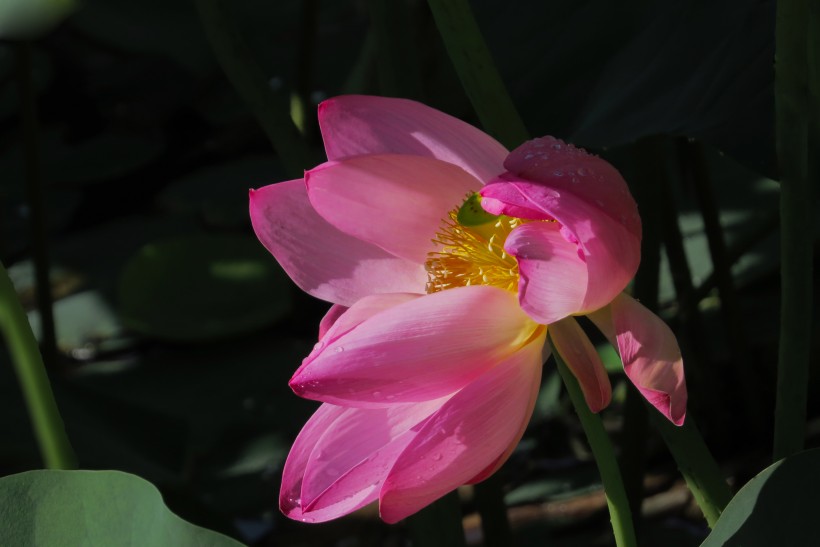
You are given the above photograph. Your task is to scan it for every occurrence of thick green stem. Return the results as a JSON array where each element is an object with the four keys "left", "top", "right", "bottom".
[
  {"left": 691, "top": 210, "right": 779, "bottom": 304},
  {"left": 680, "top": 139, "right": 762, "bottom": 427},
  {"left": 650, "top": 412, "right": 731, "bottom": 527},
  {"left": 368, "top": 0, "right": 423, "bottom": 99},
  {"left": 618, "top": 135, "right": 667, "bottom": 524},
  {"left": 472, "top": 473, "right": 512, "bottom": 547},
  {"left": 405, "top": 490, "right": 467, "bottom": 547},
  {"left": 0, "top": 261, "right": 75, "bottom": 469},
  {"left": 294, "top": 0, "right": 318, "bottom": 140},
  {"left": 426, "top": 0, "right": 528, "bottom": 149},
  {"left": 553, "top": 344, "right": 637, "bottom": 547},
  {"left": 195, "top": 0, "right": 314, "bottom": 177},
  {"left": 773, "top": 0, "right": 814, "bottom": 462},
  {"left": 16, "top": 41, "right": 57, "bottom": 370}
]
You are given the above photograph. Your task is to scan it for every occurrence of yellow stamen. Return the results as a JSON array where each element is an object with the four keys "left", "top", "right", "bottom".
[{"left": 425, "top": 208, "right": 524, "bottom": 294}]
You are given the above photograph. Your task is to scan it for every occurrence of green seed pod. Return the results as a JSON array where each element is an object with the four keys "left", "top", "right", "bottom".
[{"left": 457, "top": 193, "right": 498, "bottom": 226}]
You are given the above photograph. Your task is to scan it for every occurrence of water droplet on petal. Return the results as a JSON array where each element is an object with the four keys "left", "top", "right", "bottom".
[
  {"left": 578, "top": 167, "right": 590, "bottom": 176},
  {"left": 432, "top": 453, "right": 442, "bottom": 461},
  {"left": 334, "top": 346, "right": 344, "bottom": 353}
]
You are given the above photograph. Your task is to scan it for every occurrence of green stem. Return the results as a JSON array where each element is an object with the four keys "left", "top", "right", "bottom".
[
  {"left": 405, "top": 490, "right": 467, "bottom": 547},
  {"left": 195, "top": 0, "right": 315, "bottom": 177},
  {"left": 553, "top": 343, "right": 637, "bottom": 547},
  {"left": 649, "top": 411, "right": 731, "bottom": 527},
  {"left": 0, "top": 261, "right": 75, "bottom": 469},
  {"left": 368, "top": 0, "right": 423, "bottom": 99},
  {"left": 294, "top": 0, "right": 318, "bottom": 140},
  {"left": 472, "top": 473, "right": 513, "bottom": 547},
  {"left": 690, "top": 209, "right": 779, "bottom": 304},
  {"left": 617, "top": 134, "right": 667, "bottom": 524},
  {"left": 679, "top": 139, "right": 762, "bottom": 427},
  {"left": 425, "top": 0, "right": 528, "bottom": 149},
  {"left": 16, "top": 41, "right": 57, "bottom": 370},
  {"left": 773, "top": 0, "right": 813, "bottom": 462}
]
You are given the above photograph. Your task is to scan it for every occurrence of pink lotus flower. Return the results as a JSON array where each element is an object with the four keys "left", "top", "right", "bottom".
[{"left": 249, "top": 95, "right": 686, "bottom": 523}]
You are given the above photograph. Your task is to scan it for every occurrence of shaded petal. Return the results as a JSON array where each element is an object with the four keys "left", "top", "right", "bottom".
[
  {"left": 319, "top": 95, "right": 508, "bottom": 182},
  {"left": 318, "top": 304, "right": 347, "bottom": 340},
  {"left": 279, "top": 404, "right": 376, "bottom": 523},
  {"left": 250, "top": 180, "right": 426, "bottom": 306},
  {"left": 379, "top": 332, "right": 545, "bottom": 523},
  {"left": 302, "top": 398, "right": 447, "bottom": 514},
  {"left": 503, "top": 222, "right": 589, "bottom": 324},
  {"left": 467, "top": 339, "right": 551, "bottom": 485},
  {"left": 319, "top": 293, "right": 421, "bottom": 343},
  {"left": 479, "top": 136, "right": 641, "bottom": 313},
  {"left": 587, "top": 293, "right": 687, "bottom": 425},
  {"left": 291, "top": 286, "right": 539, "bottom": 407},
  {"left": 306, "top": 154, "right": 480, "bottom": 263},
  {"left": 549, "top": 317, "right": 612, "bottom": 412}
]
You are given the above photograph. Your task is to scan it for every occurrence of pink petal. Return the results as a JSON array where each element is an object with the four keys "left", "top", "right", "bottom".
[
  {"left": 378, "top": 331, "right": 546, "bottom": 523},
  {"left": 279, "top": 404, "right": 377, "bottom": 523},
  {"left": 503, "top": 222, "right": 589, "bottom": 324},
  {"left": 318, "top": 293, "right": 421, "bottom": 343},
  {"left": 306, "top": 154, "right": 481, "bottom": 263},
  {"left": 319, "top": 95, "right": 508, "bottom": 182},
  {"left": 467, "top": 343, "right": 550, "bottom": 485},
  {"left": 302, "top": 398, "right": 448, "bottom": 515},
  {"left": 250, "top": 180, "right": 426, "bottom": 306},
  {"left": 587, "top": 293, "right": 687, "bottom": 425},
  {"left": 479, "top": 137, "right": 641, "bottom": 313},
  {"left": 291, "top": 286, "right": 539, "bottom": 407},
  {"left": 548, "top": 317, "right": 612, "bottom": 413},
  {"left": 318, "top": 304, "right": 347, "bottom": 340}
]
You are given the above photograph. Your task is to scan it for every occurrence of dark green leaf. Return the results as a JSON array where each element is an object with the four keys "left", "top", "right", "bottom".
[
  {"left": 0, "top": 470, "right": 244, "bottom": 546},
  {"left": 700, "top": 448, "right": 820, "bottom": 546},
  {"left": 475, "top": 0, "right": 775, "bottom": 176}
]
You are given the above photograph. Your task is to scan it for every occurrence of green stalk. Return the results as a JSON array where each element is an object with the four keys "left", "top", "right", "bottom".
[
  {"left": 0, "top": 261, "right": 75, "bottom": 469},
  {"left": 553, "top": 343, "right": 637, "bottom": 547},
  {"left": 617, "top": 135, "right": 667, "bottom": 524},
  {"left": 16, "top": 41, "right": 57, "bottom": 370},
  {"left": 680, "top": 139, "right": 752, "bottom": 402},
  {"left": 368, "top": 0, "right": 423, "bottom": 99},
  {"left": 426, "top": 0, "right": 529, "bottom": 149},
  {"left": 405, "top": 491, "right": 467, "bottom": 547},
  {"left": 649, "top": 412, "right": 731, "bottom": 527},
  {"left": 691, "top": 210, "right": 779, "bottom": 304},
  {"left": 773, "top": 0, "right": 813, "bottom": 462},
  {"left": 294, "top": 0, "right": 318, "bottom": 140},
  {"left": 472, "top": 472, "right": 513, "bottom": 547},
  {"left": 195, "top": 0, "right": 314, "bottom": 178},
  {"left": 627, "top": 137, "right": 732, "bottom": 527}
]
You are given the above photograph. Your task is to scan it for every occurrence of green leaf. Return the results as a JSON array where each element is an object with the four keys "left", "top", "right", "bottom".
[
  {"left": 700, "top": 448, "right": 820, "bottom": 546},
  {"left": 0, "top": 0, "right": 76, "bottom": 40},
  {"left": 0, "top": 470, "right": 244, "bottom": 546},
  {"left": 473, "top": 0, "right": 775, "bottom": 176},
  {"left": 118, "top": 235, "right": 292, "bottom": 342}
]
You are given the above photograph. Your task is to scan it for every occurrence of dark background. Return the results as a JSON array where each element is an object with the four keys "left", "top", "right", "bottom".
[{"left": 3, "top": 0, "right": 818, "bottom": 545}]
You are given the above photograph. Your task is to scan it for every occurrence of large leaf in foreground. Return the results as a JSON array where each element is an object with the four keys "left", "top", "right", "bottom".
[
  {"left": 0, "top": 470, "right": 243, "bottom": 546},
  {"left": 701, "top": 448, "right": 820, "bottom": 546}
]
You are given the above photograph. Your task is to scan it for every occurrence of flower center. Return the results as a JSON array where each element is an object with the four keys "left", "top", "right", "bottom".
[{"left": 425, "top": 196, "right": 524, "bottom": 294}]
